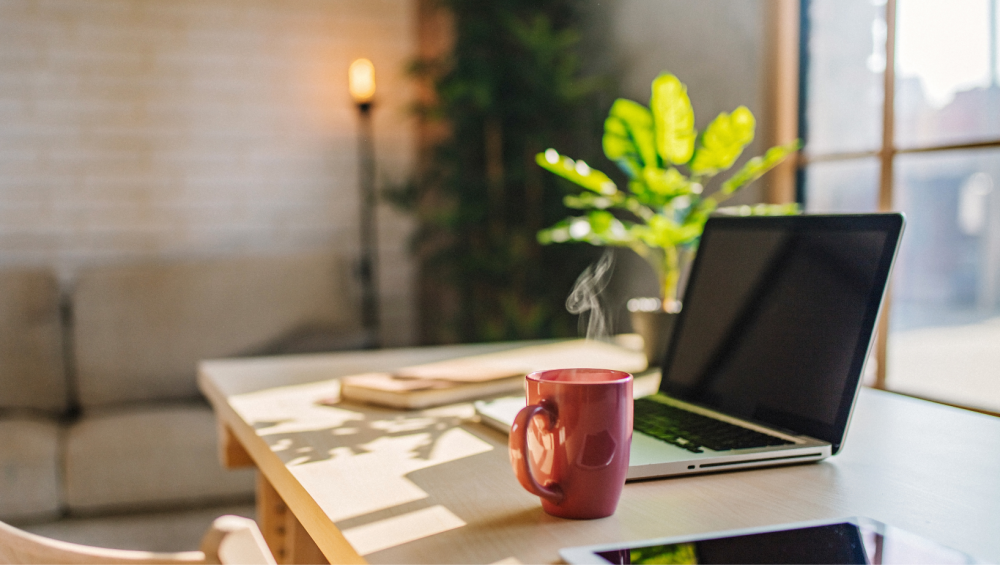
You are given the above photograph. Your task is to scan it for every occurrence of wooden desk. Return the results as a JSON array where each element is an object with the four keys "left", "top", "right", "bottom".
[{"left": 199, "top": 342, "right": 1000, "bottom": 564}]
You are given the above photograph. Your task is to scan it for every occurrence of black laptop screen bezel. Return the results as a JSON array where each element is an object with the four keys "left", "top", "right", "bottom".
[{"left": 657, "top": 213, "right": 905, "bottom": 454}]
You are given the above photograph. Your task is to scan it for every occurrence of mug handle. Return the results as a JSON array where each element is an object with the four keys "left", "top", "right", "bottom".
[{"left": 510, "top": 403, "right": 564, "bottom": 504}]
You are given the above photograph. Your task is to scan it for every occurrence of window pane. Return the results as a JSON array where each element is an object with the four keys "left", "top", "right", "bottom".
[
  {"left": 803, "top": 158, "right": 880, "bottom": 212},
  {"left": 887, "top": 150, "right": 1000, "bottom": 412},
  {"left": 805, "top": 0, "right": 885, "bottom": 155},
  {"left": 895, "top": 0, "right": 1000, "bottom": 148}
]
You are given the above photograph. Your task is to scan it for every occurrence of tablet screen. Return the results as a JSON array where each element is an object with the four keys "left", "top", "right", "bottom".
[{"left": 594, "top": 522, "right": 973, "bottom": 564}]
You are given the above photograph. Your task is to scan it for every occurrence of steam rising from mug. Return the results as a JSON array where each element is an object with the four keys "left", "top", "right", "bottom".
[{"left": 566, "top": 250, "right": 614, "bottom": 341}]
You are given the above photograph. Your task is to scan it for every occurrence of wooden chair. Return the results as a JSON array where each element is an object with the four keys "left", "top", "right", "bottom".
[{"left": 0, "top": 515, "right": 276, "bottom": 564}]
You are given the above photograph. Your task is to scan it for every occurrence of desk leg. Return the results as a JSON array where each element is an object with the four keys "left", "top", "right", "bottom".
[
  {"left": 220, "top": 424, "right": 255, "bottom": 469},
  {"left": 257, "top": 473, "right": 288, "bottom": 562},
  {"left": 285, "top": 507, "right": 330, "bottom": 565},
  {"left": 257, "top": 473, "right": 331, "bottom": 565}
]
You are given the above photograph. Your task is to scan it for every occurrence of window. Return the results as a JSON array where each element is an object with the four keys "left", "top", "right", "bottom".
[{"left": 800, "top": 0, "right": 1000, "bottom": 413}]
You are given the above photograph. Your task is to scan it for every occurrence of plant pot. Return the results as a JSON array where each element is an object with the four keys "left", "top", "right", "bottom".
[{"left": 629, "top": 309, "right": 678, "bottom": 367}]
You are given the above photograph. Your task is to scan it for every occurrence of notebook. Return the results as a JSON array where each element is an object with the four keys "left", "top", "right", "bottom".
[
  {"left": 337, "top": 338, "right": 646, "bottom": 409},
  {"left": 475, "top": 213, "right": 905, "bottom": 479}
]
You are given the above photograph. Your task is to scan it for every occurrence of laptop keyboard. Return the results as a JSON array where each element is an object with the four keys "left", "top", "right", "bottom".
[{"left": 634, "top": 398, "right": 795, "bottom": 453}]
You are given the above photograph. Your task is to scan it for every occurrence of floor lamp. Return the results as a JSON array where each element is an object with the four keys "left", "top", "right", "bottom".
[{"left": 349, "top": 58, "right": 380, "bottom": 348}]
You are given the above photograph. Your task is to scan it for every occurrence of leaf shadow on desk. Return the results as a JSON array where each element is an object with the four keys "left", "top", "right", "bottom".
[
  {"left": 251, "top": 403, "right": 468, "bottom": 466},
  {"left": 370, "top": 444, "right": 571, "bottom": 564}
]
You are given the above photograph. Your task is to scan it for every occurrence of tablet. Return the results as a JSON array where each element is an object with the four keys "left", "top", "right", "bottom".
[{"left": 559, "top": 517, "right": 979, "bottom": 564}]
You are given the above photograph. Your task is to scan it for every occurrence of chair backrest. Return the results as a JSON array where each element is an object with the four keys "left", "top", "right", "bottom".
[
  {"left": 0, "top": 515, "right": 275, "bottom": 565},
  {"left": 199, "top": 515, "right": 276, "bottom": 565}
]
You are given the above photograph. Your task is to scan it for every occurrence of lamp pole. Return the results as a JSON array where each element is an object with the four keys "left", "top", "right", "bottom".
[{"left": 350, "top": 59, "right": 380, "bottom": 348}]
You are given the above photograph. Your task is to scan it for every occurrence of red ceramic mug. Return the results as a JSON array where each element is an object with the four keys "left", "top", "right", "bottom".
[{"left": 509, "top": 368, "right": 633, "bottom": 519}]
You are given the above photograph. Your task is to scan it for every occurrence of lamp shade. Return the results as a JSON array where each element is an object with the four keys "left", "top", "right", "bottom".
[{"left": 349, "top": 58, "right": 376, "bottom": 104}]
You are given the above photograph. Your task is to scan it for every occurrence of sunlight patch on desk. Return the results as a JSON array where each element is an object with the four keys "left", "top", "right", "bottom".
[
  {"left": 420, "top": 404, "right": 478, "bottom": 419},
  {"left": 288, "top": 426, "right": 492, "bottom": 522},
  {"left": 341, "top": 505, "right": 466, "bottom": 556},
  {"left": 291, "top": 453, "right": 430, "bottom": 522},
  {"left": 415, "top": 427, "right": 494, "bottom": 470},
  {"left": 371, "top": 416, "right": 443, "bottom": 433}
]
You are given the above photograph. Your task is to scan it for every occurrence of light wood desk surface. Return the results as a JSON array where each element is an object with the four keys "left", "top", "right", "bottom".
[{"left": 199, "top": 341, "right": 1000, "bottom": 564}]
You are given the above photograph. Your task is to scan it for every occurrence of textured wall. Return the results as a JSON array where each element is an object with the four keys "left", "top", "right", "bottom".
[{"left": 0, "top": 0, "right": 416, "bottom": 346}]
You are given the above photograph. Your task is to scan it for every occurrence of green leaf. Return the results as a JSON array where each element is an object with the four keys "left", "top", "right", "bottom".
[
  {"left": 537, "top": 213, "right": 635, "bottom": 246},
  {"left": 716, "top": 203, "right": 800, "bottom": 216},
  {"left": 621, "top": 193, "right": 663, "bottom": 221},
  {"left": 602, "top": 116, "right": 642, "bottom": 177},
  {"left": 603, "top": 99, "right": 657, "bottom": 175},
  {"left": 689, "top": 106, "right": 756, "bottom": 175},
  {"left": 642, "top": 167, "right": 691, "bottom": 197},
  {"left": 719, "top": 140, "right": 801, "bottom": 195},
  {"left": 588, "top": 209, "right": 614, "bottom": 234},
  {"left": 625, "top": 180, "right": 664, "bottom": 209},
  {"left": 536, "top": 150, "right": 618, "bottom": 195},
  {"left": 636, "top": 214, "right": 700, "bottom": 248},
  {"left": 563, "top": 191, "right": 617, "bottom": 210},
  {"left": 650, "top": 73, "right": 696, "bottom": 166},
  {"left": 537, "top": 218, "right": 574, "bottom": 244},
  {"left": 627, "top": 179, "right": 655, "bottom": 204}
]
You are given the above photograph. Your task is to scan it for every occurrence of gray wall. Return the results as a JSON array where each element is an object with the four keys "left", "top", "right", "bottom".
[{"left": 585, "top": 0, "right": 768, "bottom": 201}]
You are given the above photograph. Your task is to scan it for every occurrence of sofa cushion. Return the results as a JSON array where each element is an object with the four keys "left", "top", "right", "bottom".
[
  {"left": 0, "top": 268, "right": 67, "bottom": 413},
  {"left": 64, "top": 403, "right": 255, "bottom": 513},
  {"left": 0, "top": 417, "right": 61, "bottom": 523},
  {"left": 73, "top": 253, "right": 357, "bottom": 408}
]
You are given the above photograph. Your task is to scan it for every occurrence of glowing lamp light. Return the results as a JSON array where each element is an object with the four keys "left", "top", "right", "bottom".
[{"left": 349, "top": 58, "right": 376, "bottom": 104}]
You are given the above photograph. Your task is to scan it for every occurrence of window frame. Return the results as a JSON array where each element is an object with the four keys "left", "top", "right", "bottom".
[{"left": 793, "top": 0, "right": 1000, "bottom": 396}]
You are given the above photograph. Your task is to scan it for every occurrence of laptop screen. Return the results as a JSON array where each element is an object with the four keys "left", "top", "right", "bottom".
[{"left": 658, "top": 214, "right": 904, "bottom": 453}]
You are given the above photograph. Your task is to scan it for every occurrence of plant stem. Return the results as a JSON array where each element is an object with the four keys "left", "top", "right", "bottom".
[{"left": 663, "top": 244, "right": 679, "bottom": 307}]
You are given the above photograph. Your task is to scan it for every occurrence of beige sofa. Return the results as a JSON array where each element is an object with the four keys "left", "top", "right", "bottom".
[{"left": 0, "top": 254, "right": 362, "bottom": 550}]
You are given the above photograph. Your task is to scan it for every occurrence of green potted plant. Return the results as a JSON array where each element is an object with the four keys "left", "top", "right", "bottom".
[{"left": 535, "top": 72, "right": 800, "bottom": 364}]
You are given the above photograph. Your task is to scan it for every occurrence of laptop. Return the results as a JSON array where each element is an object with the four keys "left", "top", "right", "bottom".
[{"left": 476, "top": 213, "right": 905, "bottom": 480}]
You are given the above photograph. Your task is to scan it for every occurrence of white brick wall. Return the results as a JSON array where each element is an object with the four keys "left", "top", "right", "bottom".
[{"left": 0, "top": 0, "right": 417, "bottom": 346}]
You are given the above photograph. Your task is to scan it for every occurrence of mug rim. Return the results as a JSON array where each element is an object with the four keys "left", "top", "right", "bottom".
[{"left": 525, "top": 368, "right": 633, "bottom": 385}]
